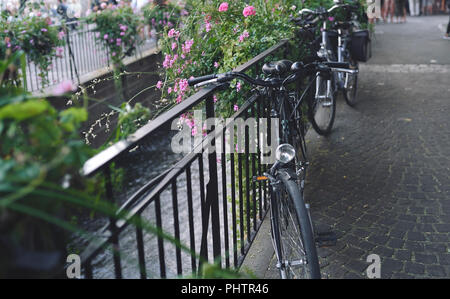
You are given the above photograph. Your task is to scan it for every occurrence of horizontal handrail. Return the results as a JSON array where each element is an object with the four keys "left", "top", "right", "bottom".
[{"left": 81, "top": 39, "right": 289, "bottom": 177}]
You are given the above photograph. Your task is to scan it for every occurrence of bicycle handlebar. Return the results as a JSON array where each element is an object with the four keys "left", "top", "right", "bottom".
[
  {"left": 299, "top": 3, "right": 359, "bottom": 17},
  {"left": 187, "top": 74, "right": 217, "bottom": 86},
  {"left": 187, "top": 61, "right": 355, "bottom": 89}
]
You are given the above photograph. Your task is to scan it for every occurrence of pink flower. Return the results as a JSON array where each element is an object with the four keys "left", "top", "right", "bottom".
[
  {"left": 103, "top": 34, "right": 109, "bottom": 40},
  {"left": 182, "top": 39, "right": 194, "bottom": 54},
  {"left": 205, "top": 22, "right": 212, "bottom": 32},
  {"left": 56, "top": 47, "right": 64, "bottom": 58},
  {"left": 58, "top": 31, "right": 65, "bottom": 40},
  {"left": 213, "top": 95, "right": 218, "bottom": 103},
  {"left": 156, "top": 81, "right": 163, "bottom": 89},
  {"left": 179, "top": 79, "right": 189, "bottom": 93},
  {"left": 172, "top": 42, "right": 177, "bottom": 50},
  {"left": 219, "top": 2, "right": 229, "bottom": 12},
  {"left": 41, "top": 28, "right": 48, "bottom": 32},
  {"left": 168, "top": 28, "right": 180, "bottom": 39},
  {"left": 242, "top": 6, "right": 256, "bottom": 17},
  {"left": 176, "top": 95, "right": 183, "bottom": 104},
  {"left": 214, "top": 62, "right": 219, "bottom": 68},
  {"left": 328, "top": 17, "right": 335, "bottom": 22},
  {"left": 53, "top": 80, "right": 75, "bottom": 95},
  {"left": 238, "top": 30, "right": 249, "bottom": 43},
  {"left": 100, "top": 2, "right": 107, "bottom": 9},
  {"left": 168, "top": 87, "right": 172, "bottom": 94},
  {"left": 233, "top": 104, "right": 239, "bottom": 111},
  {"left": 236, "top": 82, "right": 241, "bottom": 92}
]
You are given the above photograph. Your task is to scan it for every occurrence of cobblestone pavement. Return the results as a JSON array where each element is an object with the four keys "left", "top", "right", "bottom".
[{"left": 264, "top": 16, "right": 450, "bottom": 279}]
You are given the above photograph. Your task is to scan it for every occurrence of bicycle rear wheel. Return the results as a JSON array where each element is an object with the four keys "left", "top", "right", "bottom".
[
  {"left": 343, "top": 60, "right": 359, "bottom": 107},
  {"left": 307, "top": 75, "right": 336, "bottom": 136},
  {"left": 270, "top": 171, "right": 321, "bottom": 279}
]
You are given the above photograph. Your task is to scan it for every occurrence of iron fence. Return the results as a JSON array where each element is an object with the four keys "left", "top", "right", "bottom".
[
  {"left": 25, "top": 20, "right": 156, "bottom": 93},
  {"left": 77, "top": 40, "right": 289, "bottom": 279}
]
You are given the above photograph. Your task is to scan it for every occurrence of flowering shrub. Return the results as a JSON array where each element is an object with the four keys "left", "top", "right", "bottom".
[
  {"left": 87, "top": 4, "right": 142, "bottom": 68},
  {"left": 142, "top": 1, "right": 183, "bottom": 38},
  {"left": 0, "top": 12, "right": 65, "bottom": 87},
  {"left": 157, "top": 0, "right": 301, "bottom": 123}
]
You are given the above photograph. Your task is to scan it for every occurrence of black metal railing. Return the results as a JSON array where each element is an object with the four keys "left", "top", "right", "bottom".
[{"left": 78, "top": 39, "right": 289, "bottom": 278}]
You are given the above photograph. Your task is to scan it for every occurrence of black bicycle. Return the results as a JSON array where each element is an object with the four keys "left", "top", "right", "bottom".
[
  {"left": 187, "top": 59, "right": 350, "bottom": 278},
  {"left": 298, "top": 1, "right": 368, "bottom": 108}
]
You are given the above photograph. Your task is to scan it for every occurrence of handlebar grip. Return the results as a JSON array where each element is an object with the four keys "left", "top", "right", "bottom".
[
  {"left": 188, "top": 74, "right": 217, "bottom": 86},
  {"left": 324, "top": 62, "right": 350, "bottom": 69}
]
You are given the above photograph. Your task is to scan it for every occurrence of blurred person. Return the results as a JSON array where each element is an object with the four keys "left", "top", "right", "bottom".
[
  {"left": 395, "top": 0, "right": 407, "bottom": 22},
  {"left": 422, "top": 0, "right": 433, "bottom": 14},
  {"left": 68, "top": 0, "right": 81, "bottom": 18},
  {"left": 385, "top": 0, "right": 396, "bottom": 22},
  {"left": 444, "top": 1, "right": 450, "bottom": 39},
  {"left": 56, "top": 0, "right": 68, "bottom": 19},
  {"left": 409, "top": 0, "right": 420, "bottom": 15}
]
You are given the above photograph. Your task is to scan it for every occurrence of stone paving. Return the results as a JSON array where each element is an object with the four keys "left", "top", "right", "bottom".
[{"left": 263, "top": 16, "right": 450, "bottom": 279}]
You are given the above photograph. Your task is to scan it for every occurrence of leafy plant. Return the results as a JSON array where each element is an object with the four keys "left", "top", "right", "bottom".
[
  {"left": 0, "top": 52, "right": 93, "bottom": 277},
  {"left": 0, "top": 7, "right": 66, "bottom": 88}
]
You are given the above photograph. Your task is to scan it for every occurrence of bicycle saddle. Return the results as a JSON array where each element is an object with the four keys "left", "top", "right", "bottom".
[{"left": 262, "top": 60, "right": 293, "bottom": 76}]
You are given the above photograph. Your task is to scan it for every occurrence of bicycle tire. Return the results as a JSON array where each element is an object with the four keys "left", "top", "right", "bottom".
[
  {"left": 270, "top": 170, "right": 321, "bottom": 279},
  {"left": 307, "top": 75, "right": 336, "bottom": 136},
  {"left": 343, "top": 60, "right": 359, "bottom": 107}
]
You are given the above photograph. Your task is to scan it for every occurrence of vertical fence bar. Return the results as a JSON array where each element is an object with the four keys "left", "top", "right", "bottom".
[
  {"left": 84, "top": 260, "right": 93, "bottom": 279},
  {"left": 185, "top": 166, "right": 197, "bottom": 273},
  {"left": 251, "top": 104, "right": 257, "bottom": 231},
  {"left": 171, "top": 179, "right": 182, "bottom": 276},
  {"left": 230, "top": 151, "right": 238, "bottom": 268},
  {"left": 198, "top": 155, "right": 208, "bottom": 266},
  {"left": 221, "top": 127, "right": 230, "bottom": 268},
  {"left": 238, "top": 152, "right": 244, "bottom": 255},
  {"left": 205, "top": 95, "right": 222, "bottom": 265},
  {"left": 257, "top": 98, "right": 263, "bottom": 220},
  {"left": 245, "top": 110, "right": 251, "bottom": 240},
  {"left": 154, "top": 194, "right": 166, "bottom": 278},
  {"left": 135, "top": 223, "right": 147, "bottom": 279},
  {"left": 104, "top": 166, "right": 122, "bottom": 279}
]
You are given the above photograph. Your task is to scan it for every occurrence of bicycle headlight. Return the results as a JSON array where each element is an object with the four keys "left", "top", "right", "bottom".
[{"left": 275, "top": 144, "right": 296, "bottom": 164}]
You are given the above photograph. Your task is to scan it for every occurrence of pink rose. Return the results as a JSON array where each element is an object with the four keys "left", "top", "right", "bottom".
[
  {"left": 219, "top": 2, "right": 229, "bottom": 12},
  {"left": 242, "top": 6, "right": 256, "bottom": 17}
]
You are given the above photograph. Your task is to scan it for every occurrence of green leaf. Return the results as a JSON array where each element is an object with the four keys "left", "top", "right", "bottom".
[
  {"left": 0, "top": 99, "right": 49, "bottom": 121},
  {"left": 59, "top": 107, "right": 88, "bottom": 132}
]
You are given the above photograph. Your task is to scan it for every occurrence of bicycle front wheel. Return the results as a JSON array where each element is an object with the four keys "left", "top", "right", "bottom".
[
  {"left": 270, "top": 171, "right": 321, "bottom": 279},
  {"left": 307, "top": 75, "right": 336, "bottom": 136}
]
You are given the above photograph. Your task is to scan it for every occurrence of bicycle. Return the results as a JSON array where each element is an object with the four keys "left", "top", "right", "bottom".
[
  {"left": 298, "top": 1, "right": 365, "bottom": 108},
  {"left": 187, "top": 59, "right": 351, "bottom": 279}
]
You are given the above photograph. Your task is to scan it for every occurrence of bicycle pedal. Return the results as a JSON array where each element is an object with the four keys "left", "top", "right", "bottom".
[{"left": 315, "top": 231, "right": 337, "bottom": 247}]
